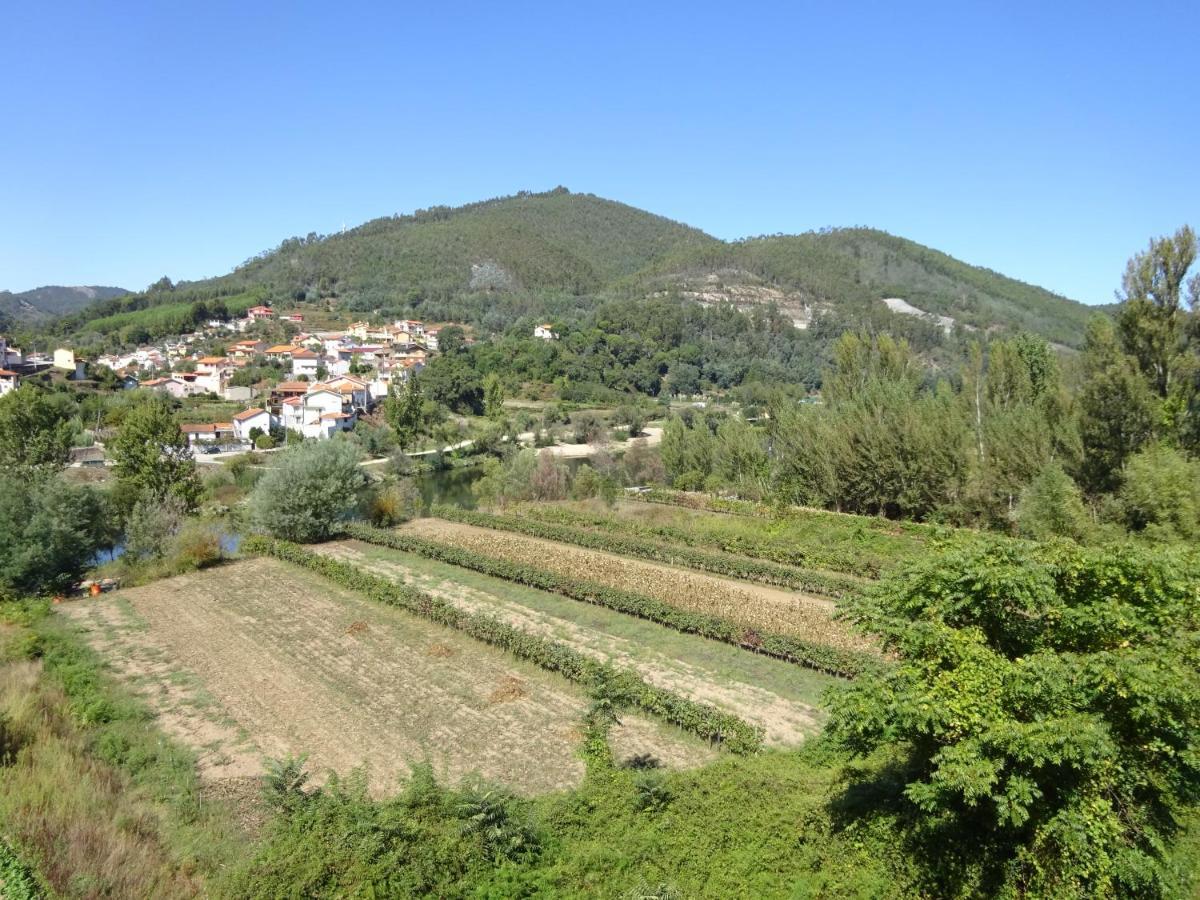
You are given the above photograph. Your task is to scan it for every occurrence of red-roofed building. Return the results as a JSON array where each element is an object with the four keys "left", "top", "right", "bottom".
[{"left": 247, "top": 305, "right": 274, "bottom": 321}]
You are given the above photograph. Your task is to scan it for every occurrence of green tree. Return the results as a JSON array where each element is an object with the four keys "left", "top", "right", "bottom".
[
  {"left": 1117, "top": 225, "right": 1196, "bottom": 400},
  {"left": 0, "top": 385, "right": 75, "bottom": 476},
  {"left": 109, "top": 396, "right": 201, "bottom": 510},
  {"left": 1013, "top": 460, "right": 1089, "bottom": 541},
  {"left": 483, "top": 372, "right": 505, "bottom": 419},
  {"left": 249, "top": 439, "right": 368, "bottom": 542},
  {"left": 1076, "top": 318, "right": 1156, "bottom": 495},
  {"left": 385, "top": 376, "right": 425, "bottom": 450},
  {"left": 1117, "top": 443, "right": 1200, "bottom": 541},
  {"left": 828, "top": 538, "right": 1200, "bottom": 898},
  {"left": 0, "top": 474, "right": 110, "bottom": 593}
]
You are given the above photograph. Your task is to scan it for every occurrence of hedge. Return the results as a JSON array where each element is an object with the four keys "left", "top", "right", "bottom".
[
  {"left": 517, "top": 504, "right": 880, "bottom": 579},
  {"left": 244, "top": 535, "right": 764, "bottom": 754},
  {"left": 344, "top": 523, "right": 876, "bottom": 678},
  {"left": 430, "top": 505, "right": 862, "bottom": 599}
]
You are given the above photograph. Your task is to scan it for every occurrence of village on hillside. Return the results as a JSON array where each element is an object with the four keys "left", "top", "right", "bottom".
[{"left": 0, "top": 305, "right": 482, "bottom": 452}]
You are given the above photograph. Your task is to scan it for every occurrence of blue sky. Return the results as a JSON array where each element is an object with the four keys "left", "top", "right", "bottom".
[{"left": 1, "top": 1, "right": 1196, "bottom": 305}]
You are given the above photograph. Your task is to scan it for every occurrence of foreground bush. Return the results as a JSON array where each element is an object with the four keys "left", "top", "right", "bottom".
[{"left": 828, "top": 538, "right": 1200, "bottom": 897}]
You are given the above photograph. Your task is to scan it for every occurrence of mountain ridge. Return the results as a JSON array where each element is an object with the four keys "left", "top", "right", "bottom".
[{"left": 43, "top": 189, "right": 1102, "bottom": 349}]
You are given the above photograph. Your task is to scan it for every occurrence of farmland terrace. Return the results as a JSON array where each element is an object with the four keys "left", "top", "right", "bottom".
[{"left": 58, "top": 558, "right": 717, "bottom": 796}]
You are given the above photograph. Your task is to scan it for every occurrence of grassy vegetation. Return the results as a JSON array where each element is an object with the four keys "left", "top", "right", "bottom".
[
  {"left": 0, "top": 602, "right": 251, "bottom": 898},
  {"left": 625, "top": 489, "right": 936, "bottom": 575}
]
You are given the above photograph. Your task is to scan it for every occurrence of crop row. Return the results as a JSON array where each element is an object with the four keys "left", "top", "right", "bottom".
[
  {"left": 629, "top": 488, "right": 940, "bottom": 538},
  {"left": 431, "top": 505, "right": 862, "bottom": 599},
  {"left": 517, "top": 504, "right": 879, "bottom": 579},
  {"left": 406, "top": 517, "right": 874, "bottom": 652},
  {"left": 244, "top": 536, "right": 764, "bottom": 754},
  {"left": 345, "top": 523, "right": 876, "bottom": 677}
]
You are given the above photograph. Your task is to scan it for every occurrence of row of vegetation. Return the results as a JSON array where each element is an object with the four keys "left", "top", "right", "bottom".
[
  {"left": 516, "top": 501, "right": 894, "bottom": 578},
  {"left": 431, "top": 504, "right": 863, "bottom": 595},
  {"left": 245, "top": 535, "right": 764, "bottom": 754},
  {"left": 344, "top": 523, "right": 876, "bottom": 677}
]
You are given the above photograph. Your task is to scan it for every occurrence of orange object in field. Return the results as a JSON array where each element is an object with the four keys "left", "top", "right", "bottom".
[{"left": 89, "top": 583, "right": 102, "bottom": 597}]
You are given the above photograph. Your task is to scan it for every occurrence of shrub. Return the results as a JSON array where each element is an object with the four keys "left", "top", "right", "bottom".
[
  {"left": 1118, "top": 443, "right": 1200, "bottom": 541},
  {"left": 254, "top": 433, "right": 276, "bottom": 450},
  {"left": 367, "top": 481, "right": 422, "bottom": 526},
  {"left": 124, "top": 495, "right": 188, "bottom": 560},
  {"left": 828, "top": 538, "right": 1200, "bottom": 897},
  {"left": 248, "top": 440, "right": 368, "bottom": 542}
]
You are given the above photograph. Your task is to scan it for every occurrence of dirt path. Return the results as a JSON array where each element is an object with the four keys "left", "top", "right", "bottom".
[
  {"left": 314, "top": 541, "right": 830, "bottom": 746},
  {"left": 398, "top": 519, "right": 873, "bottom": 656},
  {"left": 59, "top": 559, "right": 714, "bottom": 795}
]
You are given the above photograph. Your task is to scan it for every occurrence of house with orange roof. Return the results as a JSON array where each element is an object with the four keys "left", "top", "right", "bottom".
[
  {"left": 180, "top": 422, "right": 235, "bottom": 446},
  {"left": 246, "top": 305, "right": 274, "bottom": 321},
  {"left": 232, "top": 408, "right": 274, "bottom": 443},
  {"left": 0, "top": 368, "right": 19, "bottom": 397},
  {"left": 290, "top": 348, "right": 322, "bottom": 379}
]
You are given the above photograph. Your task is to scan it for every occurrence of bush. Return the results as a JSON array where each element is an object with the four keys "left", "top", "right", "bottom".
[
  {"left": 1118, "top": 443, "right": 1200, "bottom": 541},
  {"left": 248, "top": 440, "right": 368, "bottom": 542},
  {"left": 367, "top": 481, "right": 422, "bottom": 526},
  {"left": 1013, "top": 460, "right": 1090, "bottom": 541},
  {"left": 0, "top": 475, "right": 111, "bottom": 594},
  {"left": 254, "top": 433, "right": 276, "bottom": 450},
  {"left": 124, "top": 495, "right": 188, "bottom": 560},
  {"left": 828, "top": 538, "right": 1200, "bottom": 897}
]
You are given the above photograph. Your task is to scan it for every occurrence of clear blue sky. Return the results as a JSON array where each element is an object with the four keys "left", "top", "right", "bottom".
[{"left": 2, "top": 0, "right": 1196, "bottom": 305}]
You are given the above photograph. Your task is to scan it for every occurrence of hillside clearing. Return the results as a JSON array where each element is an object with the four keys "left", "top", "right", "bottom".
[
  {"left": 313, "top": 540, "right": 837, "bottom": 745},
  {"left": 58, "top": 558, "right": 715, "bottom": 795}
]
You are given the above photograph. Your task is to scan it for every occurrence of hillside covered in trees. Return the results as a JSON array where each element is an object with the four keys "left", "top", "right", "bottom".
[{"left": 42, "top": 189, "right": 1097, "bottom": 354}]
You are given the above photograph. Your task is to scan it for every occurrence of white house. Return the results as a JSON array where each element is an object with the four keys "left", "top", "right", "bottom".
[
  {"left": 291, "top": 349, "right": 322, "bottom": 379},
  {"left": 180, "top": 422, "right": 235, "bottom": 446},
  {"left": 534, "top": 324, "right": 557, "bottom": 340},
  {"left": 140, "top": 376, "right": 190, "bottom": 399},
  {"left": 0, "top": 368, "right": 18, "bottom": 396},
  {"left": 232, "top": 408, "right": 273, "bottom": 443},
  {"left": 281, "top": 385, "right": 357, "bottom": 440}
]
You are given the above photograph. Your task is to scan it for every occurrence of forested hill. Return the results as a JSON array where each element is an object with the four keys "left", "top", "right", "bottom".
[
  {"left": 47, "top": 188, "right": 1099, "bottom": 349},
  {"left": 0, "top": 285, "right": 128, "bottom": 325}
]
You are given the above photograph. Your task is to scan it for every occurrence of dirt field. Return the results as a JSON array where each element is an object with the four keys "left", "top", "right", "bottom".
[
  {"left": 58, "top": 559, "right": 716, "bottom": 796},
  {"left": 397, "top": 518, "right": 873, "bottom": 654},
  {"left": 313, "top": 540, "right": 838, "bottom": 745}
]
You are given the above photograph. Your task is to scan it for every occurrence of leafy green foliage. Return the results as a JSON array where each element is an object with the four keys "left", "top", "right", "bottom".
[
  {"left": 248, "top": 439, "right": 367, "bottom": 542},
  {"left": 0, "top": 475, "right": 109, "bottom": 594},
  {"left": 0, "top": 385, "right": 75, "bottom": 477},
  {"left": 108, "top": 395, "right": 201, "bottom": 511},
  {"left": 1118, "top": 444, "right": 1200, "bottom": 541},
  {"left": 828, "top": 538, "right": 1200, "bottom": 897},
  {"left": 1013, "top": 461, "right": 1090, "bottom": 541}
]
